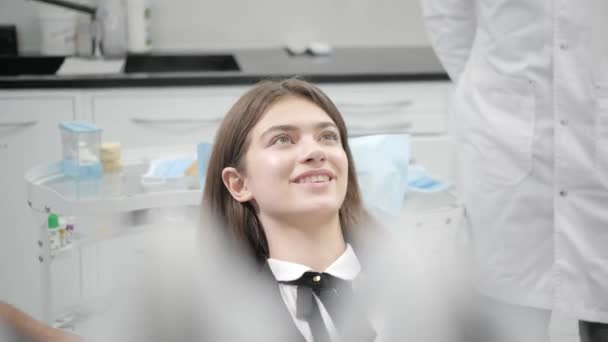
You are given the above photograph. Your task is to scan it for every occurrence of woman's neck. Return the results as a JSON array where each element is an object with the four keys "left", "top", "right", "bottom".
[{"left": 259, "top": 212, "right": 346, "bottom": 271}]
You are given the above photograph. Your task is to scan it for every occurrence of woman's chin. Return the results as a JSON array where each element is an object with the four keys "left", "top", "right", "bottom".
[{"left": 291, "top": 203, "right": 341, "bottom": 219}]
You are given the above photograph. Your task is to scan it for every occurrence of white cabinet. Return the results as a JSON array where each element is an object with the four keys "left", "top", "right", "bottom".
[
  {"left": 89, "top": 86, "right": 249, "bottom": 150},
  {"left": 0, "top": 93, "right": 76, "bottom": 319},
  {"left": 321, "top": 81, "right": 449, "bottom": 135}
]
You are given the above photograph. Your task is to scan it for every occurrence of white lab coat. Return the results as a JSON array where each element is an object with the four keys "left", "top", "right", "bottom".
[{"left": 422, "top": 0, "right": 608, "bottom": 322}]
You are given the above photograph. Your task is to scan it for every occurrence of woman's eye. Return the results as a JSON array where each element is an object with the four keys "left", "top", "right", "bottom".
[
  {"left": 320, "top": 132, "right": 339, "bottom": 142},
  {"left": 272, "top": 135, "right": 293, "bottom": 145}
]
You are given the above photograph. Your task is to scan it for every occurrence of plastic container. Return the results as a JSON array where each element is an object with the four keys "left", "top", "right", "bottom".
[{"left": 59, "top": 121, "right": 103, "bottom": 181}]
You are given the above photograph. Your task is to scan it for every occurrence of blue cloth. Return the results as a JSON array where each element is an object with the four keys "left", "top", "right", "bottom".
[
  {"left": 349, "top": 134, "right": 410, "bottom": 223},
  {"left": 144, "top": 157, "right": 194, "bottom": 180},
  {"left": 407, "top": 164, "right": 451, "bottom": 193}
]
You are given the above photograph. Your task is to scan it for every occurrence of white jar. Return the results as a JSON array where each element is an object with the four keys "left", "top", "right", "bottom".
[
  {"left": 75, "top": 15, "right": 93, "bottom": 57},
  {"left": 126, "top": 0, "right": 151, "bottom": 53},
  {"left": 100, "top": 0, "right": 128, "bottom": 57}
]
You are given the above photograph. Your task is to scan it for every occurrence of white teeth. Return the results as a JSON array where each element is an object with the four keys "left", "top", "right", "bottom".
[{"left": 296, "top": 175, "right": 330, "bottom": 183}]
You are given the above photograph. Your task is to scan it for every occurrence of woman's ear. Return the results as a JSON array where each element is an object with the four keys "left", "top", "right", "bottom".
[{"left": 221, "top": 167, "right": 253, "bottom": 203}]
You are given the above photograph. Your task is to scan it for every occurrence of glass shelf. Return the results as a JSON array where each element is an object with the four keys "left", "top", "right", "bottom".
[{"left": 26, "top": 161, "right": 201, "bottom": 216}]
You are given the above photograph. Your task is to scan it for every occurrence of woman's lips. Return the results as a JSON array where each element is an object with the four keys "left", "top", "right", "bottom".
[{"left": 291, "top": 169, "right": 335, "bottom": 184}]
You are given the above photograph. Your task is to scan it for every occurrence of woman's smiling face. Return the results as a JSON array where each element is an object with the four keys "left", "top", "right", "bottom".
[{"left": 241, "top": 96, "right": 349, "bottom": 222}]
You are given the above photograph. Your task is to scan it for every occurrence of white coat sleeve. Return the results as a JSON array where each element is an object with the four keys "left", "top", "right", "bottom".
[{"left": 421, "top": 0, "right": 477, "bottom": 82}]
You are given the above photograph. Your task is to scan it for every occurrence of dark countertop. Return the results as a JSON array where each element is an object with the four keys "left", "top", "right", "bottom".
[{"left": 0, "top": 46, "right": 448, "bottom": 89}]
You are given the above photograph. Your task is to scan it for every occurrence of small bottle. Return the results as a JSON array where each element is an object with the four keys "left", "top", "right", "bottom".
[
  {"left": 59, "top": 228, "right": 66, "bottom": 247},
  {"left": 65, "top": 216, "right": 75, "bottom": 245},
  {"left": 65, "top": 224, "right": 74, "bottom": 245},
  {"left": 48, "top": 214, "right": 61, "bottom": 251},
  {"left": 58, "top": 216, "right": 67, "bottom": 247}
]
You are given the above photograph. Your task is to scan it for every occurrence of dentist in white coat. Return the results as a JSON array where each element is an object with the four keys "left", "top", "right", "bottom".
[{"left": 422, "top": 0, "right": 608, "bottom": 341}]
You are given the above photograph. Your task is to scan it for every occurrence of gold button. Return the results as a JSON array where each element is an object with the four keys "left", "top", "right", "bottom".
[{"left": 313, "top": 275, "right": 321, "bottom": 282}]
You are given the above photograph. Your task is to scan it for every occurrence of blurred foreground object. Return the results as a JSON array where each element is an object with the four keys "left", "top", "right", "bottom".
[{"left": 0, "top": 300, "right": 84, "bottom": 342}]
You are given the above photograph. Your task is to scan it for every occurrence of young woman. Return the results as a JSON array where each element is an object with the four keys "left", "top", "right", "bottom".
[{"left": 201, "top": 78, "right": 377, "bottom": 342}]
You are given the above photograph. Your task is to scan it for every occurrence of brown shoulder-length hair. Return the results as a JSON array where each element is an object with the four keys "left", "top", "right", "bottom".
[{"left": 203, "top": 78, "right": 369, "bottom": 261}]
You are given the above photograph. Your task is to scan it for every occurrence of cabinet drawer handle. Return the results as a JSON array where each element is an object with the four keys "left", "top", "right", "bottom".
[
  {"left": 131, "top": 117, "right": 220, "bottom": 125},
  {"left": 336, "top": 100, "right": 413, "bottom": 112},
  {"left": 0, "top": 120, "right": 38, "bottom": 127}
]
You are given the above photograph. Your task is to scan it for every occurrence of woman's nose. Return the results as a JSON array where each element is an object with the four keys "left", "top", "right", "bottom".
[
  {"left": 304, "top": 149, "right": 327, "bottom": 163},
  {"left": 300, "top": 142, "right": 327, "bottom": 164}
]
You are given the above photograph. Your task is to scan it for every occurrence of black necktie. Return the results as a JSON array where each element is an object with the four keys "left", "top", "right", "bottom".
[{"left": 280, "top": 271, "right": 376, "bottom": 342}]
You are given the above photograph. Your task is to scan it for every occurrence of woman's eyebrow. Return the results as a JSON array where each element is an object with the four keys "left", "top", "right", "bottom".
[
  {"left": 260, "top": 121, "right": 338, "bottom": 139},
  {"left": 260, "top": 125, "right": 298, "bottom": 140},
  {"left": 315, "top": 121, "right": 338, "bottom": 130}
]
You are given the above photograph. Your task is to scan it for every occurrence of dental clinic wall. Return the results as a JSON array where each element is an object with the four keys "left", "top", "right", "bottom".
[{"left": 0, "top": 0, "right": 430, "bottom": 54}]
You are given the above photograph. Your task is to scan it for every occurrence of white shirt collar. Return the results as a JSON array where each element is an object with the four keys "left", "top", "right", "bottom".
[{"left": 267, "top": 244, "right": 361, "bottom": 282}]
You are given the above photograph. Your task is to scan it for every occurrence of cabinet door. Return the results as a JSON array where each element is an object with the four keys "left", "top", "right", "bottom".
[
  {"left": 91, "top": 86, "right": 247, "bottom": 151},
  {"left": 319, "top": 81, "right": 449, "bottom": 136},
  {"left": 0, "top": 95, "right": 76, "bottom": 319}
]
